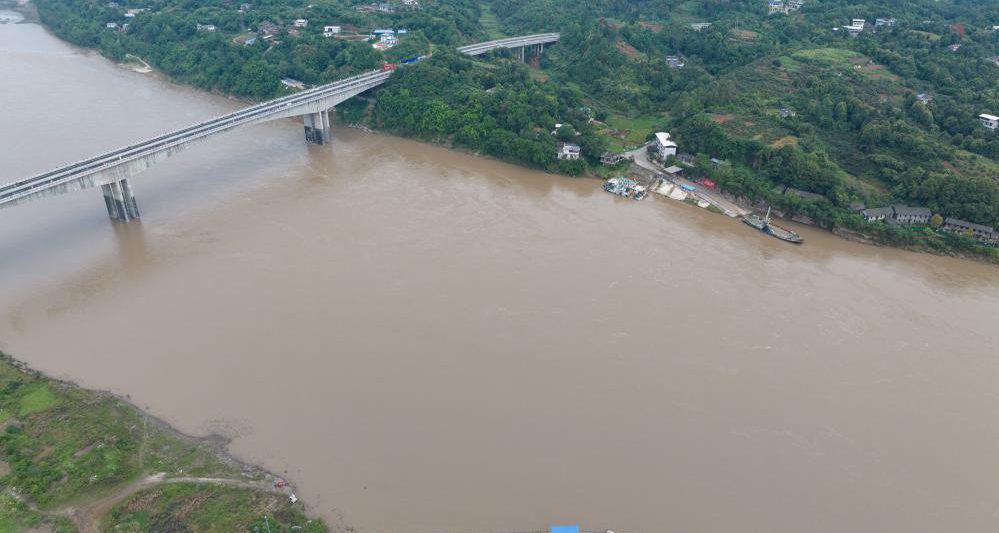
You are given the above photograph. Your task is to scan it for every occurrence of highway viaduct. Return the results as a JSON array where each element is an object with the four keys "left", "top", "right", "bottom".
[{"left": 0, "top": 33, "right": 559, "bottom": 222}]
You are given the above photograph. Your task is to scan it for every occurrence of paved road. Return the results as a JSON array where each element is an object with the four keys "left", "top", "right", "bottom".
[{"left": 625, "top": 145, "right": 749, "bottom": 217}]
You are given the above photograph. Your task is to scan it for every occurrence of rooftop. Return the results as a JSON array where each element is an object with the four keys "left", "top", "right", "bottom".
[
  {"left": 892, "top": 205, "right": 931, "bottom": 217},
  {"left": 945, "top": 217, "right": 993, "bottom": 233}
]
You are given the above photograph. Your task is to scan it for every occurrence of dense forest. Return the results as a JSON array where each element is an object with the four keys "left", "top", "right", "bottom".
[{"left": 33, "top": 0, "right": 999, "bottom": 254}]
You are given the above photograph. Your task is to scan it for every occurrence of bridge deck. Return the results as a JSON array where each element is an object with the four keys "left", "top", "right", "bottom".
[
  {"left": 456, "top": 33, "right": 560, "bottom": 55},
  {"left": 2, "top": 33, "right": 559, "bottom": 208},
  {"left": 0, "top": 69, "right": 390, "bottom": 205}
]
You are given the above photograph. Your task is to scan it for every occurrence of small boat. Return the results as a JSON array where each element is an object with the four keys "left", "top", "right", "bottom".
[{"left": 742, "top": 207, "right": 803, "bottom": 243}]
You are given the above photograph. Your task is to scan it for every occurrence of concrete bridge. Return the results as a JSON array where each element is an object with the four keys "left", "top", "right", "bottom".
[
  {"left": 456, "top": 33, "right": 560, "bottom": 61},
  {"left": 1, "top": 33, "right": 559, "bottom": 222}
]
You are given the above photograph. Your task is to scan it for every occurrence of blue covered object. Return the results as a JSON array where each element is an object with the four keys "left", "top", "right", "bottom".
[{"left": 551, "top": 525, "right": 580, "bottom": 533}]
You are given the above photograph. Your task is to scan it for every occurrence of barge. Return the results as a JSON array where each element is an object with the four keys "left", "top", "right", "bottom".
[{"left": 742, "top": 207, "right": 803, "bottom": 244}]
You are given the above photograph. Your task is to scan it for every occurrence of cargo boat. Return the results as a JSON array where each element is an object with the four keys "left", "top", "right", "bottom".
[{"left": 742, "top": 207, "right": 803, "bottom": 243}]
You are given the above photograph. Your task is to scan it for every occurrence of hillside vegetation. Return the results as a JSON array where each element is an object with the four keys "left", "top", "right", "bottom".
[{"left": 31, "top": 0, "right": 999, "bottom": 256}]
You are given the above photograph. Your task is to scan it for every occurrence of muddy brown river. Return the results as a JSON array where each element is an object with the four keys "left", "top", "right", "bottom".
[{"left": 3, "top": 22, "right": 999, "bottom": 533}]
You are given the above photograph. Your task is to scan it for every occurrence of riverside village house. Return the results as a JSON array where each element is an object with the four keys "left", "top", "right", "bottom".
[
  {"left": 654, "top": 132, "right": 678, "bottom": 160},
  {"left": 861, "top": 205, "right": 931, "bottom": 225},
  {"left": 556, "top": 142, "right": 581, "bottom": 160}
]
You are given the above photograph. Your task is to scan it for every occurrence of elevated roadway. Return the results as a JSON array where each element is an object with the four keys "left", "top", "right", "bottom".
[{"left": 1, "top": 33, "right": 559, "bottom": 221}]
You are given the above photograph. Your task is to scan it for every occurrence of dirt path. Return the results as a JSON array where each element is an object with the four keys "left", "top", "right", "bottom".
[{"left": 55, "top": 473, "right": 286, "bottom": 533}]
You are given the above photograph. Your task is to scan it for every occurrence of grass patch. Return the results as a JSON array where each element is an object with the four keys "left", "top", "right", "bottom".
[
  {"left": 603, "top": 114, "right": 665, "bottom": 152},
  {"left": 19, "top": 383, "right": 57, "bottom": 416},
  {"left": 478, "top": 5, "right": 504, "bottom": 40},
  {"left": 770, "top": 135, "right": 799, "bottom": 148},
  {"left": 0, "top": 353, "right": 327, "bottom": 531},
  {"left": 105, "top": 483, "right": 325, "bottom": 533},
  {"left": 792, "top": 47, "right": 864, "bottom": 69}
]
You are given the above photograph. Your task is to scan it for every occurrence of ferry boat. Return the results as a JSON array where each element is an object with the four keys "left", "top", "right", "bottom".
[{"left": 742, "top": 207, "right": 803, "bottom": 243}]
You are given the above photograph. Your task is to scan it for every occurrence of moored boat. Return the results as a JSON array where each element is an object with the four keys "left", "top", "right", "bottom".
[{"left": 742, "top": 208, "right": 803, "bottom": 243}]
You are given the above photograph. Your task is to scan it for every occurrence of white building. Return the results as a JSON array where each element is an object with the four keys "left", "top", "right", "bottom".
[
  {"left": 844, "top": 19, "right": 865, "bottom": 36},
  {"left": 106, "top": 22, "right": 118, "bottom": 29},
  {"left": 324, "top": 25, "right": 341, "bottom": 36},
  {"left": 293, "top": 19, "right": 308, "bottom": 28},
  {"left": 557, "top": 142, "right": 581, "bottom": 160},
  {"left": 654, "top": 132, "right": 678, "bottom": 159},
  {"left": 980, "top": 113, "right": 999, "bottom": 130},
  {"left": 196, "top": 23, "right": 216, "bottom": 31},
  {"left": 665, "top": 55, "right": 684, "bottom": 69}
]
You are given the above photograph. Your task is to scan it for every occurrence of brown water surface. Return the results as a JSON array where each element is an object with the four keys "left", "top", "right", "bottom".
[{"left": 2, "top": 23, "right": 999, "bottom": 533}]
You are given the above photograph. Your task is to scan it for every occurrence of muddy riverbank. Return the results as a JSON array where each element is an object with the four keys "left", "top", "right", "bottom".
[{"left": 0, "top": 352, "right": 323, "bottom": 532}]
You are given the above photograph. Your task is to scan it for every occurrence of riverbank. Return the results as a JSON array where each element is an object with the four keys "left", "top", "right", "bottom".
[{"left": 0, "top": 352, "right": 326, "bottom": 533}]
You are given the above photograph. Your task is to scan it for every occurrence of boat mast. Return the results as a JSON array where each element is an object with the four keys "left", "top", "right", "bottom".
[{"left": 764, "top": 206, "right": 771, "bottom": 225}]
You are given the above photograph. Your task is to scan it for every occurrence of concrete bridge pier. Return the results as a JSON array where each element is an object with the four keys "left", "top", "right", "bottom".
[
  {"left": 102, "top": 178, "right": 140, "bottom": 221},
  {"left": 304, "top": 109, "right": 331, "bottom": 145}
]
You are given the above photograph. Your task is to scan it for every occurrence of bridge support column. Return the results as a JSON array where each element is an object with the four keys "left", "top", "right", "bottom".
[
  {"left": 304, "top": 109, "right": 331, "bottom": 145},
  {"left": 519, "top": 46, "right": 525, "bottom": 62},
  {"left": 102, "top": 178, "right": 140, "bottom": 221}
]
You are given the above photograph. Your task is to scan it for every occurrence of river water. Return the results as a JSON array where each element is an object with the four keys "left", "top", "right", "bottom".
[{"left": 3, "top": 22, "right": 999, "bottom": 533}]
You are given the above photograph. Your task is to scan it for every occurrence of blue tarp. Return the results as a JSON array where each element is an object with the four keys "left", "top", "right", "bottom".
[
  {"left": 551, "top": 526, "right": 580, "bottom": 533},
  {"left": 680, "top": 183, "right": 696, "bottom": 191}
]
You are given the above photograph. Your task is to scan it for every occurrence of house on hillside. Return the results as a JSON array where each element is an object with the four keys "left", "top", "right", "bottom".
[
  {"left": 600, "top": 153, "right": 627, "bottom": 166},
  {"left": 943, "top": 218, "right": 995, "bottom": 241},
  {"left": 557, "top": 142, "right": 581, "bottom": 160},
  {"left": 844, "top": 19, "right": 865, "bottom": 36},
  {"left": 916, "top": 93, "right": 933, "bottom": 105},
  {"left": 780, "top": 185, "right": 825, "bottom": 202},
  {"left": 106, "top": 22, "right": 118, "bottom": 29},
  {"left": 653, "top": 132, "right": 678, "bottom": 160},
  {"left": 948, "top": 43, "right": 962, "bottom": 52},
  {"left": 690, "top": 22, "right": 712, "bottom": 31},
  {"left": 875, "top": 18, "right": 896, "bottom": 28},
  {"left": 768, "top": 0, "right": 789, "bottom": 15},
  {"left": 324, "top": 25, "right": 341, "bottom": 36},
  {"left": 980, "top": 113, "right": 998, "bottom": 130},
  {"left": 779, "top": 108, "right": 796, "bottom": 119},
  {"left": 892, "top": 205, "right": 931, "bottom": 225},
  {"left": 293, "top": 19, "right": 308, "bottom": 27},
  {"left": 196, "top": 23, "right": 216, "bottom": 31},
  {"left": 665, "top": 55, "right": 684, "bottom": 69},
  {"left": 861, "top": 206, "right": 893, "bottom": 222},
  {"left": 258, "top": 21, "right": 280, "bottom": 35}
]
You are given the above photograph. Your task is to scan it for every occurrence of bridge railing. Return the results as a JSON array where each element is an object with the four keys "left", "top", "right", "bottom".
[
  {"left": 1, "top": 70, "right": 391, "bottom": 201},
  {"left": 3, "top": 33, "right": 562, "bottom": 206},
  {"left": 456, "top": 33, "right": 560, "bottom": 54}
]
